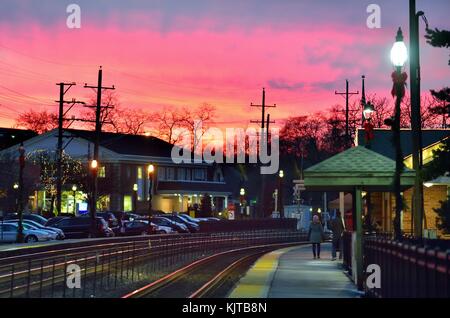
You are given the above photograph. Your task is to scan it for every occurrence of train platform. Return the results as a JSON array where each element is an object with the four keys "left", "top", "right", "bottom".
[{"left": 229, "top": 243, "right": 362, "bottom": 298}]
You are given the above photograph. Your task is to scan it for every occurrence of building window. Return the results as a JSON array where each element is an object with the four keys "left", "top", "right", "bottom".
[
  {"left": 186, "top": 168, "right": 191, "bottom": 181},
  {"left": 123, "top": 195, "right": 132, "bottom": 212},
  {"left": 98, "top": 166, "right": 106, "bottom": 178},
  {"left": 193, "top": 168, "right": 206, "bottom": 181},
  {"left": 126, "top": 166, "right": 131, "bottom": 179},
  {"left": 166, "top": 167, "right": 175, "bottom": 180},
  {"left": 158, "top": 167, "right": 166, "bottom": 180},
  {"left": 177, "top": 168, "right": 186, "bottom": 180}
]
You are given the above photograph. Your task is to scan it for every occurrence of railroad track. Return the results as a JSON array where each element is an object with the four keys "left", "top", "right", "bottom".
[{"left": 122, "top": 242, "right": 306, "bottom": 298}]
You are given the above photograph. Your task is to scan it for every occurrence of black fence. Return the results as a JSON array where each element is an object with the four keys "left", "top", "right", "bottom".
[
  {"left": 199, "top": 218, "right": 298, "bottom": 232},
  {"left": 364, "top": 237, "right": 450, "bottom": 298},
  {"left": 0, "top": 229, "right": 307, "bottom": 298}
]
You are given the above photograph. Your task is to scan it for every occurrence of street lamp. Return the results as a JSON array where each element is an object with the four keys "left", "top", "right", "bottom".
[
  {"left": 390, "top": 27, "right": 408, "bottom": 241},
  {"left": 133, "top": 183, "right": 138, "bottom": 213},
  {"left": 89, "top": 159, "right": 99, "bottom": 233},
  {"left": 147, "top": 164, "right": 155, "bottom": 216},
  {"left": 278, "top": 170, "right": 284, "bottom": 218},
  {"left": 17, "top": 143, "right": 25, "bottom": 243},
  {"left": 72, "top": 185, "right": 77, "bottom": 215}
]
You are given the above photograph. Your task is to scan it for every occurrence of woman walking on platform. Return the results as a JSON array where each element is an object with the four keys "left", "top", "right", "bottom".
[{"left": 308, "top": 214, "right": 324, "bottom": 259}]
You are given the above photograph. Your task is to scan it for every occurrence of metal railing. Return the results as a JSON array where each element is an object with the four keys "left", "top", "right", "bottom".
[
  {"left": 0, "top": 230, "right": 307, "bottom": 298},
  {"left": 364, "top": 236, "right": 450, "bottom": 298}
]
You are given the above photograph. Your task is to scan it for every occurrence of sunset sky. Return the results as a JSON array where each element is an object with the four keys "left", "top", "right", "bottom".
[{"left": 0, "top": 0, "right": 449, "bottom": 130}]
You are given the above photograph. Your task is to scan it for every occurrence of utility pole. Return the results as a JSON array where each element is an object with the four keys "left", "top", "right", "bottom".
[
  {"left": 335, "top": 80, "right": 359, "bottom": 147},
  {"left": 84, "top": 66, "right": 115, "bottom": 228},
  {"left": 250, "top": 88, "right": 276, "bottom": 218},
  {"left": 409, "top": 0, "right": 425, "bottom": 239},
  {"left": 55, "top": 82, "right": 84, "bottom": 217}
]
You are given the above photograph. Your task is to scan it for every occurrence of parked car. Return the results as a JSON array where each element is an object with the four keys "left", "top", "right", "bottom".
[
  {"left": 117, "top": 220, "right": 156, "bottom": 236},
  {"left": 51, "top": 217, "right": 114, "bottom": 239},
  {"left": 178, "top": 213, "right": 201, "bottom": 224},
  {"left": 151, "top": 222, "right": 176, "bottom": 234},
  {"left": 5, "top": 219, "right": 65, "bottom": 240},
  {"left": 5, "top": 213, "right": 48, "bottom": 226},
  {"left": 45, "top": 216, "right": 70, "bottom": 227},
  {"left": 150, "top": 216, "right": 189, "bottom": 233},
  {"left": 96, "top": 212, "right": 119, "bottom": 233},
  {"left": 0, "top": 223, "right": 52, "bottom": 243},
  {"left": 163, "top": 214, "right": 199, "bottom": 232}
]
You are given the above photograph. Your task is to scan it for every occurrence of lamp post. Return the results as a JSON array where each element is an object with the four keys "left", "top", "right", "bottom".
[
  {"left": 90, "top": 159, "right": 98, "bottom": 234},
  {"left": 12, "top": 183, "right": 19, "bottom": 213},
  {"left": 17, "top": 143, "right": 25, "bottom": 243},
  {"left": 147, "top": 164, "right": 154, "bottom": 217},
  {"left": 133, "top": 183, "right": 138, "bottom": 214},
  {"left": 240, "top": 188, "right": 246, "bottom": 217},
  {"left": 410, "top": 0, "right": 425, "bottom": 239},
  {"left": 390, "top": 27, "right": 408, "bottom": 241},
  {"left": 72, "top": 185, "right": 77, "bottom": 215},
  {"left": 278, "top": 170, "right": 284, "bottom": 219}
]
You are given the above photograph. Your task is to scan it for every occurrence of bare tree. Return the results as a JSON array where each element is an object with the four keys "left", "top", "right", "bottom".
[
  {"left": 368, "top": 94, "right": 393, "bottom": 128},
  {"left": 153, "top": 107, "right": 185, "bottom": 144},
  {"left": 15, "top": 110, "right": 59, "bottom": 134},
  {"left": 401, "top": 95, "right": 441, "bottom": 128},
  {"left": 81, "top": 90, "right": 120, "bottom": 132}
]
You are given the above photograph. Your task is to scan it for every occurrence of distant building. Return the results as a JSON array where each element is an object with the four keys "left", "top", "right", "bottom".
[{"left": 0, "top": 129, "right": 233, "bottom": 216}]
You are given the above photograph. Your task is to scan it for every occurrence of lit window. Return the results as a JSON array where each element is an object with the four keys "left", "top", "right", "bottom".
[
  {"left": 123, "top": 195, "right": 132, "bottom": 212},
  {"left": 98, "top": 166, "right": 106, "bottom": 178},
  {"left": 137, "top": 166, "right": 143, "bottom": 179}
]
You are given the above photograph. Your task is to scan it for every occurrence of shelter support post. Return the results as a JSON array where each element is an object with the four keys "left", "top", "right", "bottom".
[{"left": 355, "top": 187, "right": 363, "bottom": 290}]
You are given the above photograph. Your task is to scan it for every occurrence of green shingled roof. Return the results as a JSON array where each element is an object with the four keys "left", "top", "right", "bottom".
[{"left": 304, "top": 146, "right": 415, "bottom": 190}]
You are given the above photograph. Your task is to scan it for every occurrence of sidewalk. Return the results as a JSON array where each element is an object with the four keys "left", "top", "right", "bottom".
[{"left": 229, "top": 243, "right": 361, "bottom": 298}]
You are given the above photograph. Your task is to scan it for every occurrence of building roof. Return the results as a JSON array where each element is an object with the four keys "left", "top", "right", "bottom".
[
  {"left": 0, "top": 128, "right": 37, "bottom": 150},
  {"left": 356, "top": 128, "right": 450, "bottom": 160},
  {"left": 304, "top": 146, "right": 415, "bottom": 191},
  {"left": 65, "top": 129, "right": 175, "bottom": 157}
]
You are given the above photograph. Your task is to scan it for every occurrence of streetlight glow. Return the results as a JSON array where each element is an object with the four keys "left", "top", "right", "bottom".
[
  {"left": 13, "top": 183, "right": 19, "bottom": 190},
  {"left": 363, "top": 102, "right": 375, "bottom": 120},
  {"left": 90, "top": 159, "right": 98, "bottom": 169},
  {"left": 279, "top": 170, "right": 284, "bottom": 178},
  {"left": 133, "top": 183, "right": 138, "bottom": 192},
  {"left": 390, "top": 28, "right": 408, "bottom": 67},
  {"left": 240, "top": 188, "right": 245, "bottom": 196},
  {"left": 72, "top": 185, "right": 77, "bottom": 192},
  {"left": 148, "top": 164, "right": 155, "bottom": 174}
]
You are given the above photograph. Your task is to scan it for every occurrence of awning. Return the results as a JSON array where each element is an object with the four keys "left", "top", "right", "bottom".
[{"left": 304, "top": 146, "right": 415, "bottom": 192}]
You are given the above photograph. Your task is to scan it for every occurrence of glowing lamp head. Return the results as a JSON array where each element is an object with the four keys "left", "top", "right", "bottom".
[
  {"left": 240, "top": 188, "right": 245, "bottom": 196},
  {"left": 390, "top": 27, "right": 408, "bottom": 67},
  {"left": 133, "top": 183, "right": 138, "bottom": 192},
  {"left": 13, "top": 183, "right": 19, "bottom": 190},
  {"left": 279, "top": 170, "right": 284, "bottom": 178},
  {"left": 90, "top": 159, "right": 98, "bottom": 169},
  {"left": 148, "top": 164, "right": 155, "bottom": 174},
  {"left": 72, "top": 185, "right": 77, "bottom": 192},
  {"left": 363, "top": 102, "right": 375, "bottom": 120}
]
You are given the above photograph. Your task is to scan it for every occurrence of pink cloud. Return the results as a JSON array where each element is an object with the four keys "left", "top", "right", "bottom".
[{"left": 0, "top": 16, "right": 448, "bottom": 131}]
